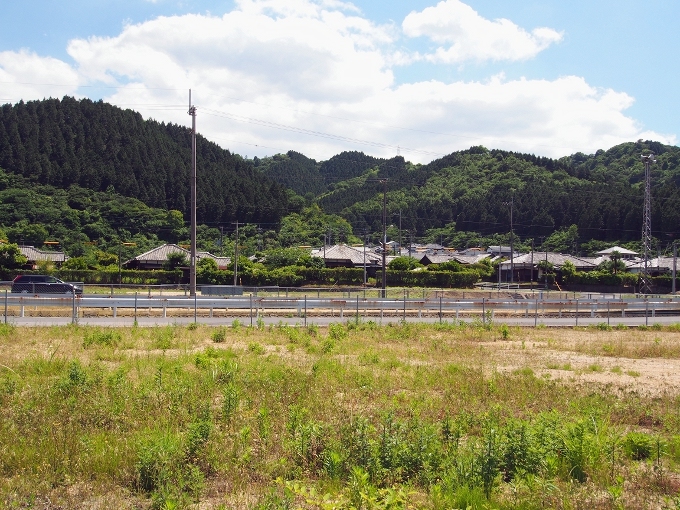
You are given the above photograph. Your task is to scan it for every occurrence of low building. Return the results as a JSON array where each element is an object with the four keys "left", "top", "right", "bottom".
[
  {"left": 19, "top": 245, "right": 67, "bottom": 269},
  {"left": 310, "top": 244, "right": 382, "bottom": 275},
  {"left": 498, "top": 252, "right": 597, "bottom": 283},
  {"left": 124, "top": 244, "right": 230, "bottom": 270}
]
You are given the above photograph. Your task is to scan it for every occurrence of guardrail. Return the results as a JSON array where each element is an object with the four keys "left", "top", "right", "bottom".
[{"left": 2, "top": 291, "right": 680, "bottom": 327}]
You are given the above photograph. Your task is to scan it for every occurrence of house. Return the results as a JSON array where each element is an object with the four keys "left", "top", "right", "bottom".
[
  {"left": 310, "top": 244, "right": 382, "bottom": 275},
  {"left": 19, "top": 245, "right": 67, "bottom": 269},
  {"left": 124, "top": 244, "right": 230, "bottom": 270},
  {"left": 595, "top": 246, "right": 638, "bottom": 260},
  {"left": 498, "top": 252, "right": 597, "bottom": 283},
  {"left": 487, "top": 245, "right": 519, "bottom": 257},
  {"left": 628, "top": 257, "right": 678, "bottom": 277}
]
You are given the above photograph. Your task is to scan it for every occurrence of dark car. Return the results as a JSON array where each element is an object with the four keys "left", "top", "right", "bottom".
[{"left": 11, "top": 275, "right": 82, "bottom": 295}]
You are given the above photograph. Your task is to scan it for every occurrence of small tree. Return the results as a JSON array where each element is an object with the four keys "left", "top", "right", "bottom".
[
  {"left": 0, "top": 243, "right": 27, "bottom": 271},
  {"left": 388, "top": 256, "right": 422, "bottom": 271},
  {"left": 163, "top": 252, "right": 189, "bottom": 270}
]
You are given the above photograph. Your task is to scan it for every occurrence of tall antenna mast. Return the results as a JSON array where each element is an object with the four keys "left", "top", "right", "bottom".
[
  {"left": 640, "top": 152, "right": 655, "bottom": 294},
  {"left": 188, "top": 90, "right": 197, "bottom": 297}
]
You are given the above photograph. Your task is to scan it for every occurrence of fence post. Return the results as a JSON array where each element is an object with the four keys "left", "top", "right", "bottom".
[
  {"left": 534, "top": 298, "right": 538, "bottom": 327},
  {"left": 645, "top": 299, "right": 649, "bottom": 327},
  {"left": 250, "top": 294, "right": 253, "bottom": 327},
  {"left": 607, "top": 301, "right": 610, "bottom": 326},
  {"left": 439, "top": 295, "right": 442, "bottom": 324},
  {"left": 194, "top": 292, "right": 197, "bottom": 324},
  {"left": 305, "top": 295, "right": 307, "bottom": 328},
  {"left": 72, "top": 291, "right": 76, "bottom": 325},
  {"left": 575, "top": 299, "right": 578, "bottom": 327},
  {"left": 134, "top": 292, "right": 138, "bottom": 323},
  {"left": 482, "top": 298, "right": 486, "bottom": 325},
  {"left": 356, "top": 295, "right": 359, "bottom": 322},
  {"left": 403, "top": 293, "right": 406, "bottom": 322},
  {"left": 4, "top": 290, "right": 7, "bottom": 324}
]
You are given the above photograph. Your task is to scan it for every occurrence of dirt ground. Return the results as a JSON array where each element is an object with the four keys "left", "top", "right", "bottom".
[{"left": 480, "top": 329, "right": 680, "bottom": 398}]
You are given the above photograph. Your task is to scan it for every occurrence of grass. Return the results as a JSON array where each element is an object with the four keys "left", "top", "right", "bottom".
[{"left": 1, "top": 322, "right": 680, "bottom": 508}]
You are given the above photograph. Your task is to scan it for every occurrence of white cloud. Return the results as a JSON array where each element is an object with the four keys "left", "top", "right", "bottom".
[
  {"left": 402, "top": 0, "right": 563, "bottom": 63},
  {"left": 0, "top": 0, "right": 673, "bottom": 163},
  {"left": 0, "top": 50, "right": 80, "bottom": 102}
]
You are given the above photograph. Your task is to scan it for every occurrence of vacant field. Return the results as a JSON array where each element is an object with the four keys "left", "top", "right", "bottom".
[{"left": 2, "top": 321, "right": 680, "bottom": 509}]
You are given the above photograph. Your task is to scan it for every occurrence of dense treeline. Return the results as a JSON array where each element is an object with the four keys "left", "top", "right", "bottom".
[{"left": 0, "top": 97, "right": 291, "bottom": 225}]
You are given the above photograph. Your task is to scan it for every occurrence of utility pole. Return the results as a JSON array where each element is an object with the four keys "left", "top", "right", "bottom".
[
  {"left": 188, "top": 90, "right": 197, "bottom": 297},
  {"left": 640, "top": 153, "right": 655, "bottom": 294},
  {"left": 233, "top": 220, "right": 239, "bottom": 286},
  {"left": 381, "top": 179, "right": 388, "bottom": 297},
  {"left": 398, "top": 209, "right": 402, "bottom": 256},
  {"left": 503, "top": 192, "right": 515, "bottom": 284},
  {"left": 673, "top": 241, "right": 677, "bottom": 295},
  {"left": 530, "top": 239, "right": 534, "bottom": 291}
]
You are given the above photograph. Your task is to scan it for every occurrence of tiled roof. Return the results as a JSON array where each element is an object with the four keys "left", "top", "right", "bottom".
[
  {"left": 19, "top": 246, "right": 66, "bottom": 263},
  {"left": 311, "top": 244, "right": 382, "bottom": 265},
  {"left": 128, "top": 244, "right": 228, "bottom": 265},
  {"left": 628, "top": 257, "right": 677, "bottom": 271},
  {"left": 130, "top": 244, "right": 189, "bottom": 262},
  {"left": 499, "top": 252, "right": 596, "bottom": 269}
]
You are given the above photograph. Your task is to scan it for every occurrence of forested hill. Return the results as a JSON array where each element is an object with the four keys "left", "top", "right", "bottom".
[
  {"left": 0, "top": 96, "right": 290, "bottom": 224},
  {"left": 254, "top": 150, "right": 385, "bottom": 196},
  {"left": 316, "top": 142, "right": 680, "bottom": 245}
]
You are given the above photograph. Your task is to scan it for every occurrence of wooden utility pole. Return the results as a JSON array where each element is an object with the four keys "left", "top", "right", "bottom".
[{"left": 188, "top": 90, "right": 197, "bottom": 297}]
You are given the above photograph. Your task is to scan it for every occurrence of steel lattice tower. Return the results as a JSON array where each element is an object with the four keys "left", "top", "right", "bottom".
[{"left": 640, "top": 153, "right": 656, "bottom": 294}]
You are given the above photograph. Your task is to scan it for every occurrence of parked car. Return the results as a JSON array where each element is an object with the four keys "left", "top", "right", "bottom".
[{"left": 11, "top": 275, "right": 82, "bottom": 295}]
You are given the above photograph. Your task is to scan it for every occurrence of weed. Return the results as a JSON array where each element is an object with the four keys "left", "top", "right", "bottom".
[
  {"left": 248, "top": 342, "right": 265, "bottom": 355},
  {"left": 614, "top": 323, "right": 628, "bottom": 330},
  {"left": 321, "top": 338, "right": 335, "bottom": 354},
  {"left": 594, "top": 322, "right": 612, "bottom": 331},
  {"left": 499, "top": 323, "right": 510, "bottom": 339},
  {"left": 232, "top": 319, "right": 241, "bottom": 330},
  {"left": 610, "top": 366, "right": 622, "bottom": 374},
  {"left": 187, "top": 322, "right": 198, "bottom": 331},
  {"left": 328, "top": 323, "right": 348, "bottom": 341},
  {"left": 223, "top": 382, "right": 240, "bottom": 422},
  {"left": 627, "top": 370, "right": 641, "bottom": 377},
  {"left": 0, "top": 323, "right": 16, "bottom": 336},
  {"left": 152, "top": 326, "right": 176, "bottom": 350},
  {"left": 650, "top": 323, "right": 663, "bottom": 331},
  {"left": 83, "top": 329, "right": 121, "bottom": 348},
  {"left": 211, "top": 327, "right": 227, "bottom": 343},
  {"left": 256, "top": 317, "right": 265, "bottom": 330},
  {"left": 186, "top": 419, "right": 212, "bottom": 457},
  {"left": 586, "top": 364, "right": 604, "bottom": 373},
  {"left": 624, "top": 432, "right": 654, "bottom": 461}
]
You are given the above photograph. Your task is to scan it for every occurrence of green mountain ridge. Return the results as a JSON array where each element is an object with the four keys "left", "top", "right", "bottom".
[{"left": 1, "top": 96, "right": 679, "bottom": 254}]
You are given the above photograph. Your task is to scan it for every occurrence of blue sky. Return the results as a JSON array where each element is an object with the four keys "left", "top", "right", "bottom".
[{"left": 1, "top": 0, "right": 678, "bottom": 163}]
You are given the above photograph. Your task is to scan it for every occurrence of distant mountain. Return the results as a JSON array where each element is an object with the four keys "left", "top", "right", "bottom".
[
  {"left": 256, "top": 150, "right": 385, "bottom": 196},
  {"left": 0, "top": 96, "right": 290, "bottom": 225},
  {"left": 316, "top": 142, "right": 680, "bottom": 245}
]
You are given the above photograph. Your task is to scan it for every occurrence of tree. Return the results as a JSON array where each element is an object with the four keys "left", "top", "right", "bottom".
[
  {"left": 542, "top": 225, "right": 579, "bottom": 254},
  {"left": 0, "top": 243, "right": 27, "bottom": 271},
  {"left": 597, "top": 250, "right": 626, "bottom": 275},
  {"left": 388, "top": 256, "right": 422, "bottom": 271},
  {"left": 163, "top": 252, "right": 188, "bottom": 270}
]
